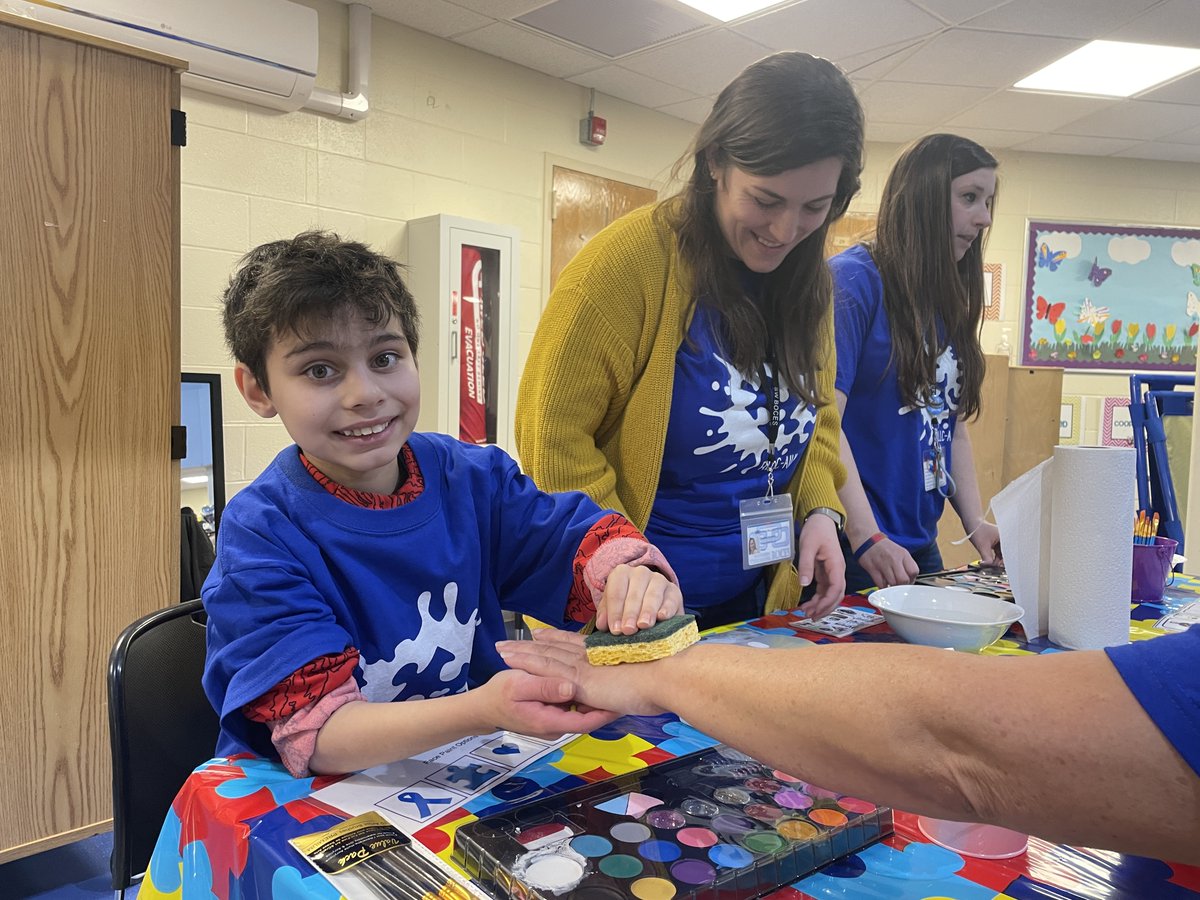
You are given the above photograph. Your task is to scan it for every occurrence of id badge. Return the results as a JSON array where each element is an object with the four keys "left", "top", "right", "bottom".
[{"left": 739, "top": 494, "right": 794, "bottom": 569}]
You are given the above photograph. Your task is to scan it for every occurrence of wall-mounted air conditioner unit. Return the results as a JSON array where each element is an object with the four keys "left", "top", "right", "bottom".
[{"left": 13, "top": 0, "right": 319, "bottom": 112}]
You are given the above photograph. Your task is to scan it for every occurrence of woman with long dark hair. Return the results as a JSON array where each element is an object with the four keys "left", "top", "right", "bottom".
[
  {"left": 833, "top": 134, "right": 1001, "bottom": 593},
  {"left": 517, "top": 51, "right": 864, "bottom": 629}
]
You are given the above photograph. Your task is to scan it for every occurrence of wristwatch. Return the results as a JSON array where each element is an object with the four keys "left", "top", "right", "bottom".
[{"left": 804, "top": 506, "right": 846, "bottom": 534}]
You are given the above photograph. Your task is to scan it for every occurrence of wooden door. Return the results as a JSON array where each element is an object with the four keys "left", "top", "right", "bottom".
[
  {"left": 550, "top": 167, "right": 657, "bottom": 291},
  {"left": 0, "top": 13, "right": 180, "bottom": 860}
]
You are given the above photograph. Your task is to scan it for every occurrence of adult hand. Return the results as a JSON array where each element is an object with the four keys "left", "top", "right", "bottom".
[
  {"left": 497, "top": 630, "right": 669, "bottom": 718},
  {"left": 595, "top": 564, "right": 683, "bottom": 634},
  {"left": 857, "top": 537, "right": 919, "bottom": 589},
  {"left": 797, "top": 514, "right": 846, "bottom": 618},
  {"left": 478, "top": 666, "right": 618, "bottom": 739},
  {"left": 970, "top": 521, "right": 1003, "bottom": 566}
]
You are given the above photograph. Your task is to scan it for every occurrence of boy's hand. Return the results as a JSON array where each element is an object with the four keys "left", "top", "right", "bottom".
[
  {"left": 477, "top": 668, "right": 618, "bottom": 740},
  {"left": 594, "top": 564, "right": 683, "bottom": 634}
]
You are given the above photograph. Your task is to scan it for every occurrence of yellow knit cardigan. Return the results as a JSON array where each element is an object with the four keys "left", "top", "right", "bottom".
[{"left": 516, "top": 204, "right": 846, "bottom": 614}]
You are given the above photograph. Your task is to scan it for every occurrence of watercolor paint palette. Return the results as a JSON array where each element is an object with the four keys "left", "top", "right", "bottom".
[{"left": 452, "top": 745, "right": 892, "bottom": 900}]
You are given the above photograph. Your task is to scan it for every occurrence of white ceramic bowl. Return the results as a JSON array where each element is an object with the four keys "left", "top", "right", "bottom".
[{"left": 868, "top": 585, "right": 1023, "bottom": 652}]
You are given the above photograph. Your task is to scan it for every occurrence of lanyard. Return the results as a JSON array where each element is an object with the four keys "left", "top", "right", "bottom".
[{"left": 763, "top": 360, "right": 781, "bottom": 497}]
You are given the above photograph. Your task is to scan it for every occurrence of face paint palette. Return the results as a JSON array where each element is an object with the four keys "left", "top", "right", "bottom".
[
  {"left": 451, "top": 745, "right": 892, "bottom": 900},
  {"left": 916, "top": 564, "right": 1013, "bottom": 600}
]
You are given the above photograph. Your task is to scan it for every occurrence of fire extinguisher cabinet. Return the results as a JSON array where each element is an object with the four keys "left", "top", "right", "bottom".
[{"left": 407, "top": 215, "right": 521, "bottom": 452}]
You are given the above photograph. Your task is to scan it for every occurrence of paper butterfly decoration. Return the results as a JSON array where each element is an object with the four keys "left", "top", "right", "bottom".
[
  {"left": 1037, "top": 242, "right": 1067, "bottom": 271},
  {"left": 1077, "top": 297, "right": 1110, "bottom": 327},
  {"left": 1192, "top": 263, "right": 1200, "bottom": 286},
  {"left": 1189, "top": 291, "right": 1200, "bottom": 319},
  {"left": 1089, "top": 257, "right": 1112, "bottom": 287},
  {"left": 1036, "top": 295, "right": 1065, "bottom": 324}
]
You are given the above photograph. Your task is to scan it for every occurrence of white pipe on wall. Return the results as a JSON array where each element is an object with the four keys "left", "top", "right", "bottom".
[{"left": 304, "top": 3, "right": 371, "bottom": 120}]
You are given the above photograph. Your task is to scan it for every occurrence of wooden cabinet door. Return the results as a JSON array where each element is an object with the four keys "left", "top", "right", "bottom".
[{"left": 0, "top": 14, "right": 180, "bottom": 860}]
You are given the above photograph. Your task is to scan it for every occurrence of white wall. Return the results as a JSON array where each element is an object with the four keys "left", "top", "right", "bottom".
[{"left": 180, "top": 0, "right": 1200, "bottom": 496}]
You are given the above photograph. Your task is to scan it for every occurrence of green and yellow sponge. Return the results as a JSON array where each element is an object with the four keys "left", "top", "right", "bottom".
[{"left": 584, "top": 615, "right": 699, "bottom": 666}]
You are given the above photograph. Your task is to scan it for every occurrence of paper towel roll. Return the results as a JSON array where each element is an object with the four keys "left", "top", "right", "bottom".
[{"left": 1048, "top": 445, "right": 1134, "bottom": 649}]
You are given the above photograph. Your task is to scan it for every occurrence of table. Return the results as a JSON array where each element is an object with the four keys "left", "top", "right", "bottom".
[{"left": 140, "top": 587, "right": 1200, "bottom": 900}]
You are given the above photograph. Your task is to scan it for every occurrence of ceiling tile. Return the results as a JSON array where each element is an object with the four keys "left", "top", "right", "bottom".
[
  {"left": 656, "top": 96, "right": 714, "bottom": 124},
  {"left": 946, "top": 89, "right": 1115, "bottom": 132},
  {"left": 959, "top": 0, "right": 1161, "bottom": 39},
  {"left": 882, "top": 28, "right": 1084, "bottom": 87},
  {"left": 1165, "top": 123, "right": 1200, "bottom": 146},
  {"left": 454, "top": 21, "right": 606, "bottom": 78},
  {"left": 1140, "top": 70, "right": 1200, "bottom": 106},
  {"left": 861, "top": 81, "right": 993, "bottom": 124},
  {"left": 365, "top": 0, "right": 492, "bottom": 37},
  {"left": 864, "top": 120, "right": 928, "bottom": 144},
  {"left": 620, "top": 29, "right": 772, "bottom": 95},
  {"left": 907, "top": 0, "right": 1013, "bottom": 25},
  {"left": 731, "top": 0, "right": 942, "bottom": 60},
  {"left": 1009, "top": 133, "right": 1142, "bottom": 156},
  {"left": 842, "top": 38, "right": 930, "bottom": 80},
  {"left": 515, "top": 0, "right": 707, "bottom": 58},
  {"left": 1057, "top": 100, "right": 1200, "bottom": 141},
  {"left": 1105, "top": 0, "right": 1200, "bottom": 46},
  {"left": 445, "top": 0, "right": 549, "bottom": 16},
  {"left": 569, "top": 66, "right": 698, "bottom": 109},
  {"left": 1112, "top": 142, "right": 1200, "bottom": 163},
  {"left": 940, "top": 126, "right": 1042, "bottom": 148}
]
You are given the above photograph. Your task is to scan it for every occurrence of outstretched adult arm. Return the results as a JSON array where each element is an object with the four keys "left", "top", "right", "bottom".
[{"left": 498, "top": 631, "right": 1200, "bottom": 864}]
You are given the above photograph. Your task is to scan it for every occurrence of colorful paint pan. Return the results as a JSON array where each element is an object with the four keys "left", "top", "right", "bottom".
[
  {"left": 644, "top": 809, "right": 686, "bottom": 830},
  {"left": 610, "top": 822, "right": 652, "bottom": 844},
  {"left": 808, "top": 809, "right": 849, "bottom": 828},
  {"left": 629, "top": 877, "right": 675, "bottom": 900},
  {"left": 599, "top": 855, "right": 643, "bottom": 878},
  {"left": 675, "top": 828, "right": 717, "bottom": 849},
  {"left": 711, "top": 786, "right": 751, "bottom": 805},
  {"left": 452, "top": 744, "right": 893, "bottom": 900},
  {"left": 837, "top": 797, "right": 877, "bottom": 815},
  {"left": 570, "top": 835, "right": 612, "bottom": 858},
  {"left": 707, "top": 843, "right": 753, "bottom": 868},
  {"left": 637, "top": 840, "right": 681, "bottom": 863}
]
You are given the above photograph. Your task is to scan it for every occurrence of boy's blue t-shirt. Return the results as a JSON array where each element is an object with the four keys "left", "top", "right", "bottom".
[
  {"left": 831, "top": 244, "right": 962, "bottom": 551},
  {"left": 202, "top": 432, "right": 608, "bottom": 759},
  {"left": 644, "top": 302, "right": 816, "bottom": 607},
  {"left": 1105, "top": 624, "right": 1200, "bottom": 776}
]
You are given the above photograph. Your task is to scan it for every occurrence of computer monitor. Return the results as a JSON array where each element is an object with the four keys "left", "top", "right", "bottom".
[{"left": 180, "top": 372, "right": 227, "bottom": 534}]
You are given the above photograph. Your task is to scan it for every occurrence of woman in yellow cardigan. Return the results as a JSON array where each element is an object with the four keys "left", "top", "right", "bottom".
[{"left": 517, "top": 52, "right": 863, "bottom": 630}]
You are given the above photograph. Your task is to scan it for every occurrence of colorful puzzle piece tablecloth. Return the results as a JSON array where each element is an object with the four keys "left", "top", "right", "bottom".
[{"left": 140, "top": 595, "right": 1200, "bottom": 900}]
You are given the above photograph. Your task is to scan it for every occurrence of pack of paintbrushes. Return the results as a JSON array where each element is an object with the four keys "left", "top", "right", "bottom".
[
  {"left": 452, "top": 744, "right": 892, "bottom": 900},
  {"left": 291, "top": 811, "right": 485, "bottom": 900}
]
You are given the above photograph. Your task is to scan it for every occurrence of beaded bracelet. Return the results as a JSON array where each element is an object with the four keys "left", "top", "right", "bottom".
[{"left": 852, "top": 531, "right": 886, "bottom": 560}]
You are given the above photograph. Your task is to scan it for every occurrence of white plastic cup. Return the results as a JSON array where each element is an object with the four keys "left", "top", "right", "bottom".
[{"left": 917, "top": 815, "right": 1029, "bottom": 859}]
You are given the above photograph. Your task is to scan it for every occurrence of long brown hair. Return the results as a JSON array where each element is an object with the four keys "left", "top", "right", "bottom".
[
  {"left": 873, "top": 134, "right": 997, "bottom": 419},
  {"left": 658, "top": 51, "right": 863, "bottom": 405}
]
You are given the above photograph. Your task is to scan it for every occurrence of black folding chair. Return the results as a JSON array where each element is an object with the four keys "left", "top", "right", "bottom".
[{"left": 108, "top": 599, "right": 219, "bottom": 898}]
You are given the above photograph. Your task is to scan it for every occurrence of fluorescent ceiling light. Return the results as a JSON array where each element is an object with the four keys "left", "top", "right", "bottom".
[
  {"left": 675, "top": 0, "right": 780, "bottom": 22},
  {"left": 1015, "top": 40, "right": 1200, "bottom": 98},
  {"left": 182, "top": 475, "right": 209, "bottom": 484}
]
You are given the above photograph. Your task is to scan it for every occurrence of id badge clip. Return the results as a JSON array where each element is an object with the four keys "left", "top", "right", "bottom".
[{"left": 739, "top": 494, "right": 794, "bottom": 570}]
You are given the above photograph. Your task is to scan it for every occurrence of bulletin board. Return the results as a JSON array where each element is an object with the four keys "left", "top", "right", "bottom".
[{"left": 1021, "top": 220, "right": 1200, "bottom": 372}]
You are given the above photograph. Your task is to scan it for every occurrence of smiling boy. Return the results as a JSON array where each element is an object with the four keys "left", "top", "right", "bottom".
[{"left": 203, "top": 232, "right": 681, "bottom": 776}]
